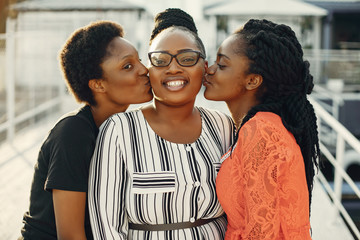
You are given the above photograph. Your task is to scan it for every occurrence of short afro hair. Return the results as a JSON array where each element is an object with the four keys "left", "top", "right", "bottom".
[{"left": 60, "top": 20, "right": 124, "bottom": 105}]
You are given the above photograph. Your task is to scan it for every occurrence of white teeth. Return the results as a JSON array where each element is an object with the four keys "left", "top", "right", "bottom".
[{"left": 166, "top": 81, "right": 185, "bottom": 87}]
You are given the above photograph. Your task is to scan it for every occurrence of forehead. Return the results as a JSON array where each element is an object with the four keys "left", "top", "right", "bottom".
[
  {"left": 102, "top": 37, "right": 138, "bottom": 67},
  {"left": 218, "top": 35, "right": 241, "bottom": 56},
  {"left": 149, "top": 28, "right": 198, "bottom": 53},
  {"left": 106, "top": 37, "right": 135, "bottom": 55}
]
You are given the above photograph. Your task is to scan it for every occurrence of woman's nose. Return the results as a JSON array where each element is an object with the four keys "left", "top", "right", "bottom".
[
  {"left": 206, "top": 63, "right": 217, "bottom": 75},
  {"left": 166, "top": 58, "right": 183, "bottom": 73},
  {"left": 140, "top": 64, "right": 149, "bottom": 75}
]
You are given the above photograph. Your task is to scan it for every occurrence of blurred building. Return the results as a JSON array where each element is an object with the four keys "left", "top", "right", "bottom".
[
  {"left": 202, "top": 0, "right": 327, "bottom": 62},
  {"left": 6, "top": 0, "right": 153, "bottom": 86},
  {"left": 305, "top": 0, "right": 360, "bottom": 50}
]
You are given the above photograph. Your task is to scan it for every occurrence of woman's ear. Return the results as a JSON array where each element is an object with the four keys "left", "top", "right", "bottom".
[
  {"left": 204, "top": 60, "right": 209, "bottom": 72},
  {"left": 88, "top": 79, "right": 106, "bottom": 93},
  {"left": 246, "top": 74, "right": 263, "bottom": 91}
]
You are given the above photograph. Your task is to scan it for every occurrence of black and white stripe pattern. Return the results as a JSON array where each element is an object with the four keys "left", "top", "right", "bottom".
[{"left": 88, "top": 107, "right": 234, "bottom": 239}]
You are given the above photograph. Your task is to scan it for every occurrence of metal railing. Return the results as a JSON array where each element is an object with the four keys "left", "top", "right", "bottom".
[
  {"left": 0, "top": 30, "right": 65, "bottom": 143},
  {"left": 310, "top": 96, "right": 360, "bottom": 239}
]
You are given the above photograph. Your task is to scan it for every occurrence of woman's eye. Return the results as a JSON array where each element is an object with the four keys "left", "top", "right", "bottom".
[
  {"left": 181, "top": 57, "right": 195, "bottom": 62},
  {"left": 217, "top": 63, "right": 226, "bottom": 70},
  {"left": 155, "top": 59, "right": 166, "bottom": 65},
  {"left": 124, "top": 64, "right": 133, "bottom": 69}
]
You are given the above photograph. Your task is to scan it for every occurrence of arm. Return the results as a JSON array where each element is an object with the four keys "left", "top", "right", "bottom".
[
  {"left": 53, "top": 190, "right": 87, "bottom": 240},
  {"left": 234, "top": 119, "right": 284, "bottom": 239},
  {"left": 88, "top": 118, "right": 128, "bottom": 240},
  {"left": 45, "top": 116, "right": 97, "bottom": 240}
]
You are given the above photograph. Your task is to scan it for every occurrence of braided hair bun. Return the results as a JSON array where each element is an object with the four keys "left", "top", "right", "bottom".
[{"left": 150, "top": 8, "right": 198, "bottom": 43}]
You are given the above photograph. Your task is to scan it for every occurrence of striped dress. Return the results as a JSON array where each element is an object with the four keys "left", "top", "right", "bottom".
[{"left": 88, "top": 107, "right": 235, "bottom": 240}]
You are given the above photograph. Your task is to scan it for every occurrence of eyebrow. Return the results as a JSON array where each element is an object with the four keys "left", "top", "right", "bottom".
[
  {"left": 152, "top": 49, "right": 197, "bottom": 54},
  {"left": 217, "top": 53, "right": 230, "bottom": 60},
  {"left": 120, "top": 54, "right": 133, "bottom": 60},
  {"left": 178, "top": 48, "right": 196, "bottom": 53}
]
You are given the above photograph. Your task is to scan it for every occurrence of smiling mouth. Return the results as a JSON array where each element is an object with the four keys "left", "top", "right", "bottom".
[{"left": 163, "top": 80, "right": 188, "bottom": 91}]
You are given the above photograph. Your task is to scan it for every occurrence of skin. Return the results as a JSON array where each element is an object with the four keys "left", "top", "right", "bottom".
[
  {"left": 142, "top": 28, "right": 207, "bottom": 143},
  {"left": 53, "top": 37, "right": 152, "bottom": 240},
  {"left": 203, "top": 34, "right": 262, "bottom": 128}
]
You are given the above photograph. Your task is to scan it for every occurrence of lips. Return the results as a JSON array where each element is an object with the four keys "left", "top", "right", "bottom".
[{"left": 203, "top": 75, "right": 212, "bottom": 86}]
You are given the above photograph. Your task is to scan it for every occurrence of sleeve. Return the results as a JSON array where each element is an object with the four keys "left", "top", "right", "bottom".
[
  {"left": 45, "top": 117, "right": 95, "bottom": 192},
  {"left": 232, "top": 118, "right": 289, "bottom": 239},
  {"left": 221, "top": 112, "right": 236, "bottom": 152},
  {"left": 88, "top": 118, "right": 128, "bottom": 240}
]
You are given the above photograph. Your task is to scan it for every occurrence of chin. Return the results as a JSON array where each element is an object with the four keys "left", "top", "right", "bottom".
[
  {"left": 204, "top": 92, "right": 223, "bottom": 102},
  {"left": 203, "top": 89, "right": 215, "bottom": 100},
  {"left": 142, "top": 95, "right": 153, "bottom": 103}
]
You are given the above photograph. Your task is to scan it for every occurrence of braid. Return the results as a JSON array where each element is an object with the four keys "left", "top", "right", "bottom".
[
  {"left": 235, "top": 19, "right": 320, "bottom": 213},
  {"left": 149, "top": 8, "right": 205, "bottom": 56},
  {"left": 150, "top": 8, "right": 197, "bottom": 43}
]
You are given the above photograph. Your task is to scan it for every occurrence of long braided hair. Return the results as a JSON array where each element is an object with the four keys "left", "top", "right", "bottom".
[{"left": 234, "top": 19, "right": 320, "bottom": 211}]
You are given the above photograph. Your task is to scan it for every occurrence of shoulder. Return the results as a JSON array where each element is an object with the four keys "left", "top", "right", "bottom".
[
  {"left": 51, "top": 106, "right": 96, "bottom": 137},
  {"left": 98, "top": 108, "right": 143, "bottom": 133},
  {"left": 197, "top": 107, "right": 233, "bottom": 125},
  {"left": 42, "top": 106, "right": 97, "bottom": 151},
  {"left": 106, "top": 108, "right": 142, "bottom": 124},
  {"left": 238, "top": 112, "right": 298, "bottom": 154},
  {"left": 243, "top": 112, "right": 286, "bottom": 133}
]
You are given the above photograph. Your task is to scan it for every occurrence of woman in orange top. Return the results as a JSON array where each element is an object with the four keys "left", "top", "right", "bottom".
[{"left": 203, "top": 19, "right": 320, "bottom": 239}]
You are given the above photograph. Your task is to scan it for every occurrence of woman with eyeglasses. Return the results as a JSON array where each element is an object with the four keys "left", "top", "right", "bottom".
[{"left": 88, "top": 8, "right": 234, "bottom": 239}]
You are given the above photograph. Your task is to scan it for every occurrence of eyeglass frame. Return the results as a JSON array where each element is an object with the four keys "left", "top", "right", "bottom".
[{"left": 148, "top": 50, "right": 206, "bottom": 67}]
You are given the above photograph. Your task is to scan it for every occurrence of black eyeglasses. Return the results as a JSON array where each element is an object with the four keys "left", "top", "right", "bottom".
[{"left": 148, "top": 50, "right": 205, "bottom": 67}]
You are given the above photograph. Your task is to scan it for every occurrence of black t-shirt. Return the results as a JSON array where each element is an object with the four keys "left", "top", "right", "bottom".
[{"left": 21, "top": 105, "right": 98, "bottom": 240}]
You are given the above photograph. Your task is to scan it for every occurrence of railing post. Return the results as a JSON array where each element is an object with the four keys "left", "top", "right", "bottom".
[
  {"left": 5, "top": 18, "right": 16, "bottom": 141},
  {"left": 334, "top": 135, "right": 345, "bottom": 201}
]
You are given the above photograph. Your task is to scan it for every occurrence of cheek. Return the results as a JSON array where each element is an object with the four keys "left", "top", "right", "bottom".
[
  {"left": 213, "top": 70, "right": 230, "bottom": 86},
  {"left": 148, "top": 69, "right": 164, "bottom": 96},
  {"left": 113, "top": 74, "right": 133, "bottom": 86},
  {"left": 148, "top": 68, "right": 161, "bottom": 84},
  {"left": 191, "top": 65, "right": 205, "bottom": 82}
]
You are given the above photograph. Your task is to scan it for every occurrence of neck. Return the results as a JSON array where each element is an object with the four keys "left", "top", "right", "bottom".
[
  {"left": 226, "top": 95, "right": 259, "bottom": 129},
  {"left": 90, "top": 103, "right": 129, "bottom": 128},
  {"left": 146, "top": 99, "right": 197, "bottom": 124}
]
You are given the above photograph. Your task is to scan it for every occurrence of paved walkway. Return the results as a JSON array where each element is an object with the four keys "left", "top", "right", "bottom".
[
  {"left": 0, "top": 95, "right": 356, "bottom": 240},
  {"left": 0, "top": 113, "right": 62, "bottom": 240}
]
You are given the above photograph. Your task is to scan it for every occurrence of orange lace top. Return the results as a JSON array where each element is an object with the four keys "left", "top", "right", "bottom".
[{"left": 216, "top": 112, "right": 311, "bottom": 240}]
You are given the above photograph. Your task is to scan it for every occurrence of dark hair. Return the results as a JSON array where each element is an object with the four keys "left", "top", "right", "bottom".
[
  {"left": 149, "top": 8, "right": 206, "bottom": 57},
  {"left": 234, "top": 19, "right": 320, "bottom": 211},
  {"left": 59, "top": 20, "right": 124, "bottom": 105}
]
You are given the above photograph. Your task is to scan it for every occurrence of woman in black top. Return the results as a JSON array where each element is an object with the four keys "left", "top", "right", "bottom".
[{"left": 19, "top": 20, "right": 152, "bottom": 240}]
